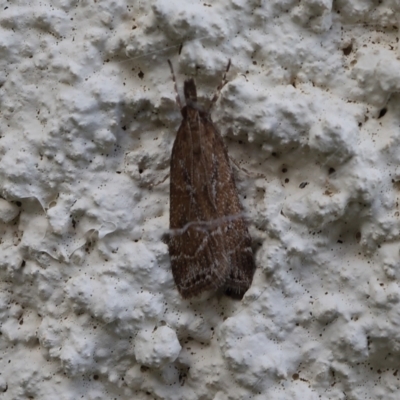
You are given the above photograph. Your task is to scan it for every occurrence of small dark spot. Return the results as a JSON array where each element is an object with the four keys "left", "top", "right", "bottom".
[
  {"left": 299, "top": 182, "right": 309, "bottom": 189},
  {"left": 138, "top": 168, "right": 143, "bottom": 174},
  {"left": 394, "top": 370, "right": 398, "bottom": 376},
  {"left": 138, "top": 71, "right": 144, "bottom": 79},
  {"left": 93, "top": 375, "right": 99, "bottom": 380},
  {"left": 141, "top": 366, "right": 149, "bottom": 372},
  {"left": 252, "top": 61, "right": 257, "bottom": 65},
  {"left": 178, "top": 43, "right": 183, "bottom": 55},
  {"left": 21, "top": 260, "right": 26, "bottom": 268},
  {"left": 122, "top": 126, "right": 127, "bottom": 131},
  {"left": 356, "top": 232, "right": 361, "bottom": 241},
  {"left": 271, "top": 152, "right": 278, "bottom": 157},
  {"left": 16, "top": 201, "right": 22, "bottom": 207},
  {"left": 116, "top": 171, "right": 121, "bottom": 174},
  {"left": 337, "top": 240, "right": 343, "bottom": 244},
  {"left": 378, "top": 107, "right": 387, "bottom": 119},
  {"left": 292, "top": 373, "right": 299, "bottom": 380},
  {"left": 328, "top": 167, "right": 335, "bottom": 174},
  {"left": 282, "top": 167, "right": 287, "bottom": 173},
  {"left": 19, "top": 318, "right": 24, "bottom": 325},
  {"left": 342, "top": 43, "right": 353, "bottom": 55},
  {"left": 132, "top": 25, "right": 137, "bottom": 30},
  {"left": 285, "top": 178, "right": 289, "bottom": 183}
]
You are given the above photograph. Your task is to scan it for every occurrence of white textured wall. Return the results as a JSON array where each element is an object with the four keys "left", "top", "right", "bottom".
[{"left": 1, "top": 1, "right": 400, "bottom": 399}]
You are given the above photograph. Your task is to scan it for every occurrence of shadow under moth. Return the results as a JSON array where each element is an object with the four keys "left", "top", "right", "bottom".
[{"left": 167, "top": 60, "right": 256, "bottom": 300}]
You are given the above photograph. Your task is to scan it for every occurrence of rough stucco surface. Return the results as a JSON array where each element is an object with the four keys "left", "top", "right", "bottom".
[{"left": 1, "top": 0, "right": 400, "bottom": 399}]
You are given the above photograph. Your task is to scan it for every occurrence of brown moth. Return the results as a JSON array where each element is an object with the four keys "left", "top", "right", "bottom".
[{"left": 167, "top": 60, "right": 255, "bottom": 300}]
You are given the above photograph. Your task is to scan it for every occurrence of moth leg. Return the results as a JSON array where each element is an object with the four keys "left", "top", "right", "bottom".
[
  {"left": 208, "top": 59, "right": 231, "bottom": 112},
  {"left": 151, "top": 172, "right": 170, "bottom": 188},
  {"left": 168, "top": 59, "right": 183, "bottom": 110},
  {"left": 229, "top": 156, "right": 267, "bottom": 179}
]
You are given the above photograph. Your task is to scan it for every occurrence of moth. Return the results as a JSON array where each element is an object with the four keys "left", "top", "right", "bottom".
[{"left": 167, "top": 60, "right": 255, "bottom": 300}]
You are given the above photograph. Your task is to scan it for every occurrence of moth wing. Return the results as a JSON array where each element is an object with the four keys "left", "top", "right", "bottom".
[
  {"left": 169, "top": 105, "right": 255, "bottom": 299},
  {"left": 169, "top": 111, "right": 231, "bottom": 298},
  {"left": 203, "top": 119, "right": 256, "bottom": 299},
  {"left": 222, "top": 218, "right": 255, "bottom": 299}
]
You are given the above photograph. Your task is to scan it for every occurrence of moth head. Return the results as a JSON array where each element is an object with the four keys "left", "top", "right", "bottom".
[{"left": 183, "top": 78, "right": 197, "bottom": 106}]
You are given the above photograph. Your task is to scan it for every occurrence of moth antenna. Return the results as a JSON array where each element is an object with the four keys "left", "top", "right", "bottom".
[
  {"left": 168, "top": 60, "right": 183, "bottom": 110},
  {"left": 208, "top": 59, "right": 231, "bottom": 112}
]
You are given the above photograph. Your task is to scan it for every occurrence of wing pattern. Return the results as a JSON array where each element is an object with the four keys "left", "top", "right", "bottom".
[{"left": 169, "top": 78, "right": 255, "bottom": 299}]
